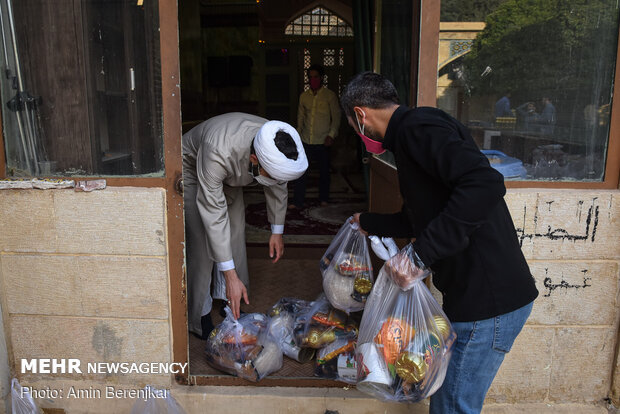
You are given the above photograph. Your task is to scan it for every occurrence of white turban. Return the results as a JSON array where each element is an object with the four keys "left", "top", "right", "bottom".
[{"left": 254, "top": 121, "right": 308, "bottom": 181}]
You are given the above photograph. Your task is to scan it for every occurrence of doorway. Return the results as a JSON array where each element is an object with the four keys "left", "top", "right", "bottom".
[{"left": 179, "top": 0, "right": 366, "bottom": 384}]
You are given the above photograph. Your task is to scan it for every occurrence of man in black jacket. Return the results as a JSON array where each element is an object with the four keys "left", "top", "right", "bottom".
[{"left": 341, "top": 72, "right": 538, "bottom": 413}]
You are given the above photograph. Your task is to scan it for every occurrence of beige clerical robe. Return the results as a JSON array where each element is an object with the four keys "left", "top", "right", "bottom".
[{"left": 182, "top": 113, "right": 288, "bottom": 336}]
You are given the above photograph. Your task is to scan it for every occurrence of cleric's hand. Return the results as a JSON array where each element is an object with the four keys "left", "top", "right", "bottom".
[
  {"left": 269, "top": 233, "right": 284, "bottom": 263},
  {"left": 222, "top": 269, "right": 249, "bottom": 319}
]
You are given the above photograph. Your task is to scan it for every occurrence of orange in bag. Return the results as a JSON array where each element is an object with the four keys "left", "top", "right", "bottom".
[{"left": 374, "top": 317, "right": 415, "bottom": 365}]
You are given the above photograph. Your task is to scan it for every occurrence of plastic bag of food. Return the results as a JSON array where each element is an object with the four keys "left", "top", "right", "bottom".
[
  {"left": 320, "top": 218, "right": 374, "bottom": 313},
  {"left": 355, "top": 243, "right": 456, "bottom": 402},
  {"left": 314, "top": 338, "right": 357, "bottom": 383},
  {"left": 293, "top": 295, "right": 358, "bottom": 349},
  {"left": 268, "top": 297, "right": 315, "bottom": 363},
  {"left": 130, "top": 385, "right": 186, "bottom": 414},
  {"left": 205, "top": 308, "right": 283, "bottom": 381},
  {"left": 11, "top": 378, "right": 41, "bottom": 414}
]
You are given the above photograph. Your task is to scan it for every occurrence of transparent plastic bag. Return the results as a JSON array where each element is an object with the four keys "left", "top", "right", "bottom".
[
  {"left": 320, "top": 218, "right": 374, "bottom": 313},
  {"left": 130, "top": 385, "right": 186, "bottom": 414},
  {"left": 268, "top": 297, "right": 315, "bottom": 363},
  {"left": 269, "top": 297, "right": 313, "bottom": 318},
  {"left": 355, "top": 243, "right": 456, "bottom": 402},
  {"left": 314, "top": 338, "right": 358, "bottom": 383},
  {"left": 11, "top": 378, "right": 41, "bottom": 414},
  {"left": 205, "top": 308, "right": 283, "bottom": 381},
  {"left": 293, "top": 294, "right": 358, "bottom": 349}
]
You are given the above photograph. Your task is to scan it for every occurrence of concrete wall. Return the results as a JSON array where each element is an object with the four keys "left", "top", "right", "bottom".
[{"left": 0, "top": 186, "right": 617, "bottom": 413}]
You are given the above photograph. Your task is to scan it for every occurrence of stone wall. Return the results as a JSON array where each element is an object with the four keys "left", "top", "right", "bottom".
[
  {"left": 488, "top": 190, "right": 620, "bottom": 404},
  {"left": 0, "top": 187, "right": 173, "bottom": 408}
]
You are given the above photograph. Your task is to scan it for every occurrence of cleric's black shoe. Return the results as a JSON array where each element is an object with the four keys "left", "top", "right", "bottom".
[{"left": 200, "top": 314, "right": 215, "bottom": 340}]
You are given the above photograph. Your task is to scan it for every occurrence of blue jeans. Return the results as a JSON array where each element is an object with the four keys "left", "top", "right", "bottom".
[{"left": 429, "top": 301, "right": 534, "bottom": 414}]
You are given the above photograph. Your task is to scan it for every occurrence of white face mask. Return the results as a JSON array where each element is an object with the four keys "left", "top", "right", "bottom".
[
  {"left": 249, "top": 157, "right": 283, "bottom": 187},
  {"left": 254, "top": 175, "right": 281, "bottom": 187}
]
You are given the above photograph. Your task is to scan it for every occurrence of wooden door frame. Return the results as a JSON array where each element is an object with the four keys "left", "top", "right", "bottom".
[{"left": 159, "top": 0, "right": 187, "bottom": 385}]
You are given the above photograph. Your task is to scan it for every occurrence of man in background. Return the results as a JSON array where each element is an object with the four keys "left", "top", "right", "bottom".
[
  {"left": 290, "top": 64, "right": 341, "bottom": 209},
  {"left": 538, "top": 96, "right": 556, "bottom": 136},
  {"left": 494, "top": 92, "right": 513, "bottom": 118}
]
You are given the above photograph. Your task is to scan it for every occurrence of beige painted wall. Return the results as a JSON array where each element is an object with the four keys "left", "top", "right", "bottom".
[{"left": 0, "top": 187, "right": 618, "bottom": 412}]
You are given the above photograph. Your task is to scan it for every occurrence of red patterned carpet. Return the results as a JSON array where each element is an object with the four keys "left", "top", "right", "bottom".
[
  {"left": 245, "top": 196, "right": 367, "bottom": 235},
  {"left": 244, "top": 171, "right": 367, "bottom": 245}
]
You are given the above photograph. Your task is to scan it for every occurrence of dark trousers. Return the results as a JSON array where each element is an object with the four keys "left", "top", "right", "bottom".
[{"left": 292, "top": 143, "right": 330, "bottom": 206}]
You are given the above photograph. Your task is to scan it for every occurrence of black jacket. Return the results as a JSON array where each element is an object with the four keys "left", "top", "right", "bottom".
[{"left": 360, "top": 106, "right": 538, "bottom": 322}]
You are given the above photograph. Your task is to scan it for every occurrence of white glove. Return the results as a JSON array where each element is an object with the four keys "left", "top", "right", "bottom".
[
  {"left": 369, "top": 236, "right": 399, "bottom": 261},
  {"left": 382, "top": 237, "right": 399, "bottom": 258},
  {"left": 369, "top": 236, "right": 391, "bottom": 261}
]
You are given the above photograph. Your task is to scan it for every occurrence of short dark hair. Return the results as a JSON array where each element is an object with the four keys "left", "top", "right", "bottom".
[
  {"left": 340, "top": 72, "right": 400, "bottom": 118},
  {"left": 307, "top": 64, "right": 325, "bottom": 78},
  {"left": 274, "top": 130, "right": 298, "bottom": 160}
]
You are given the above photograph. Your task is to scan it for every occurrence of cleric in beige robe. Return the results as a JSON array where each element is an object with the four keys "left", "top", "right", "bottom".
[{"left": 183, "top": 113, "right": 308, "bottom": 338}]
